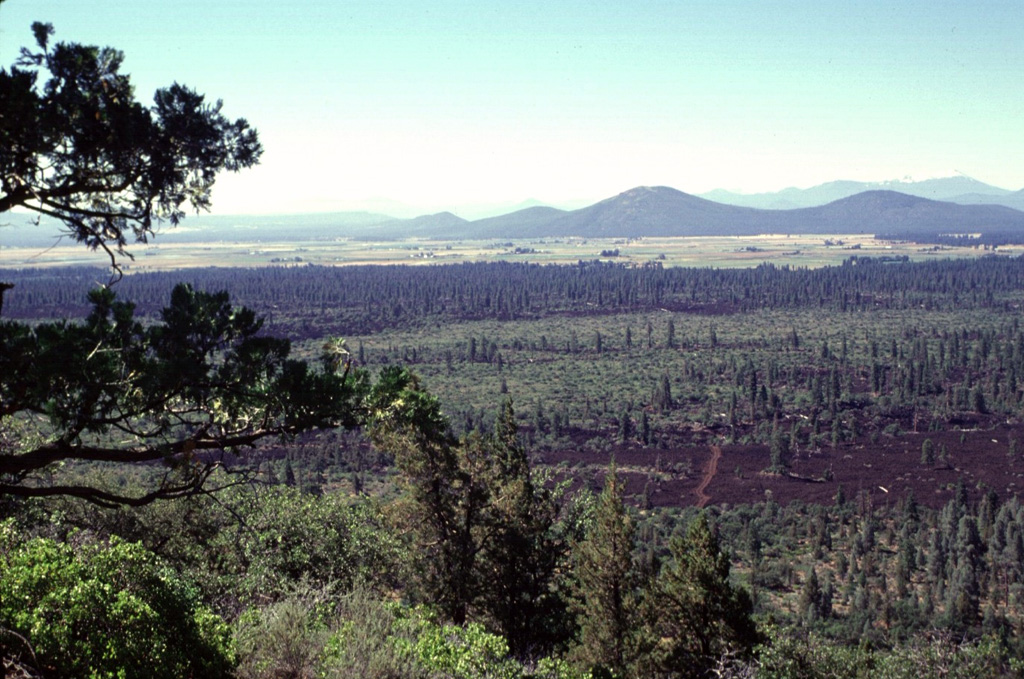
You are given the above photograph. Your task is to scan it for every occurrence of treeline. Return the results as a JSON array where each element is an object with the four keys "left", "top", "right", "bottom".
[
  {"left": 878, "top": 232, "right": 1021, "bottom": 248},
  {"left": 5, "top": 255, "right": 1024, "bottom": 333}
]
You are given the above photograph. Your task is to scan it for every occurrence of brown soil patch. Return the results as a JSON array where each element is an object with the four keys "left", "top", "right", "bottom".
[{"left": 540, "top": 422, "right": 1024, "bottom": 510}]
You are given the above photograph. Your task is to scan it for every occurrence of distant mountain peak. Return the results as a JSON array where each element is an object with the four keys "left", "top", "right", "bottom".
[
  {"left": 893, "top": 169, "right": 970, "bottom": 183},
  {"left": 699, "top": 175, "right": 1017, "bottom": 211}
]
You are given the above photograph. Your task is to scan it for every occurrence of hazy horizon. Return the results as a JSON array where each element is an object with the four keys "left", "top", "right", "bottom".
[{"left": 2, "top": 1, "right": 1021, "bottom": 217}]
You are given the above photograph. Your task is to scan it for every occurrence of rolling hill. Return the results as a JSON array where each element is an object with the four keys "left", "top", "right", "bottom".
[
  {"left": 5, "top": 186, "right": 1024, "bottom": 246},
  {"left": 456, "top": 186, "right": 1024, "bottom": 240}
]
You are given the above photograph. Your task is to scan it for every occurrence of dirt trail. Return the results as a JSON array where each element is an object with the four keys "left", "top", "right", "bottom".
[{"left": 695, "top": 445, "right": 722, "bottom": 508}]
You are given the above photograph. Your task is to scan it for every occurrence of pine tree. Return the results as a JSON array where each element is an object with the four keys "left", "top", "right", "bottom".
[
  {"left": 921, "top": 438, "right": 935, "bottom": 466},
  {"left": 618, "top": 406, "right": 635, "bottom": 444},
  {"left": 572, "top": 464, "right": 640, "bottom": 677},
  {"left": 653, "top": 373, "right": 673, "bottom": 413},
  {"left": 768, "top": 416, "right": 789, "bottom": 474},
  {"left": 798, "top": 568, "right": 823, "bottom": 623},
  {"left": 478, "top": 399, "right": 565, "bottom": 657},
  {"left": 641, "top": 513, "right": 758, "bottom": 677}
]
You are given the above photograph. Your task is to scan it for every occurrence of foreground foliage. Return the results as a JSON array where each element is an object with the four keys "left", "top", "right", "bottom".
[
  {"left": 0, "top": 520, "right": 233, "bottom": 679},
  {"left": 0, "top": 284, "right": 365, "bottom": 505},
  {"left": 0, "top": 22, "right": 260, "bottom": 267}
]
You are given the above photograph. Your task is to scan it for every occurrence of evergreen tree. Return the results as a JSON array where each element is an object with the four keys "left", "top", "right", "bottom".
[
  {"left": 379, "top": 389, "right": 568, "bottom": 645},
  {"left": 653, "top": 373, "right": 673, "bottom": 413},
  {"left": 572, "top": 464, "right": 641, "bottom": 677},
  {"left": 618, "top": 406, "right": 635, "bottom": 444},
  {"left": 768, "top": 417, "right": 789, "bottom": 474},
  {"left": 369, "top": 369, "right": 485, "bottom": 625},
  {"left": 640, "top": 513, "right": 759, "bottom": 678},
  {"left": 921, "top": 438, "right": 935, "bottom": 466},
  {"left": 798, "top": 568, "right": 824, "bottom": 623},
  {"left": 945, "top": 560, "right": 981, "bottom": 631},
  {"left": 972, "top": 387, "right": 988, "bottom": 414},
  {"left": 477, "top": 399, "right": 566, "bottom": 657}
]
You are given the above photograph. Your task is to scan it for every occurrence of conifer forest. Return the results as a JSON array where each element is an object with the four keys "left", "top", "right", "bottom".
[{"left": 6, "top": 255, "right": 1024, "bottom": 678}]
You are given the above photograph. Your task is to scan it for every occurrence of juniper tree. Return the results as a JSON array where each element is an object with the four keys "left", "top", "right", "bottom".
[
  {"left": 1, "top": 284, "right": 365, "bottom": 505},
  {"left": 476, "top": 399, "right": 565, "bottom": 658},
  {"left": 1, "top": 22, "right": 260, "bottom": 272},
  {"left": 0, "top": 24, "right": 387, "bottom": 507},
  {"left": 640, "top": 513, "right": 759, "bottom": 678},
  {"left": 572, "top": 464, "right": 642, "bottom": 677},
  {"left": 367, "top": 368, "right": 484, "bottom": 625}
]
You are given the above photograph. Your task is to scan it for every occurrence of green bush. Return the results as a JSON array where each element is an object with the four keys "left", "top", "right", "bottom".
[
  {"left": 412, "top": 620, "right": 522, "bottom": 679},
  {"left": 240, "top": 584, "right": 589, "bottom": 679},
  {"left": 232, "top": 487, "right": 404, "bottom": 604},
  {"left": 0, "top": 522, "right": 234, "bottom": 679},
  {"left": 750, "top": 628, "right": 1015, "bottom": 679},
  {"left": 235, "top": 589, "right": 333, "bottom": 679},
  {"left": 319, "top": 586, "right": 427, "bottom": 679}
]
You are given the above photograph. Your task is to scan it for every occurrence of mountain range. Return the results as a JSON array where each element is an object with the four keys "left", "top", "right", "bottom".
[
  {"left": 362, "top": 186, "right": 1024, "bottom": 240},
  {"left": 4, "top": 177, "right": 1024, "bottom": 246},
  {"left": 699, "top": 175, "right": 1024, "bottom": 211}
]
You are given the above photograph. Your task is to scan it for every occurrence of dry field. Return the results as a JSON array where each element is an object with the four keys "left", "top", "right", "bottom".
[{"left": 1, "top": 233, "right": 1015, "bottom": 272}]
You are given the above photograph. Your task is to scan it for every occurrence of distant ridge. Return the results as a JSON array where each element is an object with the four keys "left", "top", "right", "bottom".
[
  {"left": 454, "top": 187, "right": 1024, "bottom": 240},
  {"left": 949, "top": 188, "right": 1024, "bottom": 211},
  {"left": 527, "top": 186, "right": 755, "bottom": 238},
  {"left": 700, "top": 175, "right": 1018, "bottom": 210},
  {"left": 461, "top": 206, "right": 568, "bottom": 239},
  {"left": 789, "top": 190, "right": 1024, "bottom": 234},
  {"left": 5, "top": 184, "right": 1024, "bottom": 247},
  {"left": 359, "top": 211, "right": 468, "bottom": 240}
]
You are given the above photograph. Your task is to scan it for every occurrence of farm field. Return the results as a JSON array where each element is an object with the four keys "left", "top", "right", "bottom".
[{"left": 2, "top": 232, "right": 1016, "bottom": 272}]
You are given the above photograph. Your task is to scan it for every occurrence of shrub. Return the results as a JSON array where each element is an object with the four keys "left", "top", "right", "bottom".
[
  {"left": 412, "top": 621, "right": 522, "bottom": 679},
  {"left": 0, "top": 522, "right": 234, "bottom": 679},
  {"left": 234, "top": 488, "right": 404, "bottom": 605},
  {"left": 235, "top": 587, "right": 333, "bottom": 679}
]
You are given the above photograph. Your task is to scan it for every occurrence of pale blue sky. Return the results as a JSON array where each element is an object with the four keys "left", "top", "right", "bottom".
[{"left": 2, "top": 0, "right": 1021, "bottom": 217}]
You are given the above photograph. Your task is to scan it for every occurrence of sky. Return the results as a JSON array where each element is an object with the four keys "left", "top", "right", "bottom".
[{"left": 2, "top": 0, "right": 1022, "bottom": 218}]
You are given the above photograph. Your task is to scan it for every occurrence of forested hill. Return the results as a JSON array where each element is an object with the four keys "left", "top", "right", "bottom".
[{"left": 5, "top": 255, "right": 1024, "bottom": 336}]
